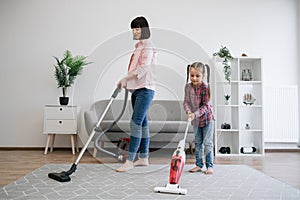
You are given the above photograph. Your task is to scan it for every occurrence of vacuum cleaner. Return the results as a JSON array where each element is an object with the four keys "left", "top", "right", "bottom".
[
  {"left": 153, "top": 118, "right": 191, "bottom": 195},
  {"left": 48, "top": 87, "right": 128, "bottom": 182}
]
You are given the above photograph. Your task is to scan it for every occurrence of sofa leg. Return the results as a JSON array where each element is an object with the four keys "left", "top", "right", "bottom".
[
  {"left": 92, "top": 141, "right": 104, "bottom": 157},
  {"left": 189, "top": 143, "right": 194, "bottom": 154},
  {"left": 93, "top": 147, "right": 97, "bottom": 157}
]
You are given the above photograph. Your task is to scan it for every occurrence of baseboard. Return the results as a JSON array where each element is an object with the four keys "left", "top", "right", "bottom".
[
  {"left": 0, "top": 147, "right": 74, "bottom": 151},
  {"left": 1, "top": 147, "right": 300, "bottom": 153},
  {"left": 265, "top": 148, "right": 300, "bottom": 152},
  {"left": 264, "top": 142, "right": 300, "bottom": 151}
]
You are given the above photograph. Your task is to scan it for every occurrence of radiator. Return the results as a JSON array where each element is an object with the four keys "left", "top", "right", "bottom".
[{"left": 264, "top": 86, "right": 299, "bottom": 142}]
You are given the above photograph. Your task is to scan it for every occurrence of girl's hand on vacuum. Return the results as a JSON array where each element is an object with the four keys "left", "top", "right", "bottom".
[{"left": 188, "top": 112, "right": 195, "bottom": 120}]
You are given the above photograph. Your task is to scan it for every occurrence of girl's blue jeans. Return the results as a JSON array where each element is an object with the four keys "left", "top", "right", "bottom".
[
  {"left": 193, "top": 121, "right": 214, "bottom": 169},
  {"left": 127, "top": 88, "right": 154, "bottom": 162}
]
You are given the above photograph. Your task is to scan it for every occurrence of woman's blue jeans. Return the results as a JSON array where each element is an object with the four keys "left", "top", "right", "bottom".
[
  {"left": 127, "top": 88, "right": 154, "bottom": 162},
  {"left": 193, "top": 121, "right": 214, "bottom": 168}
]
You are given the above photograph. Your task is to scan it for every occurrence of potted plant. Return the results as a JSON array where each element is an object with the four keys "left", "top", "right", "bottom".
[
  {"left": 54, "top": 50, "right": 91, "bottom": 105},
  {"left": 213, "top": 46, "right": 234, "bottom": 82}
]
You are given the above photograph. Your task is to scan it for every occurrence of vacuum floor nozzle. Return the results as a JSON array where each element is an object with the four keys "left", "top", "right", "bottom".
[
  {"left": 48, "top": 163, "right": 77, "bottom": 182},
  {"left": 48, "top": 171, "right": 71, "bottom": 182},
  {"left": 154, "top": 184, "right": 187, "bottom": 195}
]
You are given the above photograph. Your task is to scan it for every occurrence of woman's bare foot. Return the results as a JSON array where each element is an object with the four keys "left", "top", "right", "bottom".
[
  {"left": 116, "top": 160, "right": 133, "bottom": 172},
  {"left": 188, "top": 166, "right": 202, "bottom": 173}
]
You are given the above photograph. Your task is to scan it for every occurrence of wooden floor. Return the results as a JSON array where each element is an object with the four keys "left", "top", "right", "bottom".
[{"left": 0, "top": 148, "right": 300, "bottom": 189}]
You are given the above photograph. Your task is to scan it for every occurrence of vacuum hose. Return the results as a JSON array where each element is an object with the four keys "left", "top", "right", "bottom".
[{"left": 94, "top": 88, "right": 128, "bottom": 161}]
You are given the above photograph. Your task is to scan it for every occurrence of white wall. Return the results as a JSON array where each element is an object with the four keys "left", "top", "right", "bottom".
[
  {"left": 0, "top": 0, "right": 298, "bottom": 147},
  {"left": 298, "top": 0, "right": 300, "bottom": 146}
]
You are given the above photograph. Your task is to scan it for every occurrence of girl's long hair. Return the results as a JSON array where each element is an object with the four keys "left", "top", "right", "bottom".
[{"left": 186, "top": 62, "right": 211, "bottom": 100}]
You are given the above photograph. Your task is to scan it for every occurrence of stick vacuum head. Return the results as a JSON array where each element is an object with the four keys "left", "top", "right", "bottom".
[
  {"left": 154, "top": 184, "right": 187, "bottom": 195},
  {"left": 48, "top": 171, "right": 71, "bottom": 182}
]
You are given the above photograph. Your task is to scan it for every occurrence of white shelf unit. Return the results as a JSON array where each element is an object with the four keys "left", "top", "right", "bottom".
[{"left": 214, "top": 57, "right": 264, "bottom": 156}]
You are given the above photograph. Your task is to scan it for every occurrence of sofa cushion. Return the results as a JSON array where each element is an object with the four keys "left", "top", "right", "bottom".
[
  {"left": 148, "top": 100, "right": 186, "bottom": 121},
  {"left": 93, "top": 100, "right": 132, "bottom": 120},
  {"left": 100, "top": 120, "right": 130, "bottom": 132},
  {"left": 98, "top": 131, "right": 195, "bottom": 143},
  {"left": 84, "top": 110, "right": 98, "bottom": 134},
  {"left": 92, "top": 100, "right": 186, "bottom": 121},
  {"left": 149, "top": 121, "right": 194, "bottom": 133},
  {"left": 100, "top": 120, "right": 193, "bottom": 133}
]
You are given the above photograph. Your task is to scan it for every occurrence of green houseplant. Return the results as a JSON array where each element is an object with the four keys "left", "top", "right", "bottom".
[
  {"left": 213, "top": 46, "right": 233, "bottom": 82},
  {"left": 54, "top": 50, "right": 91, "bottom": 105}
]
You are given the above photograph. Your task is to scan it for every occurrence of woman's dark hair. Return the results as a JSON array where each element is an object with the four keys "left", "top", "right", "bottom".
[
  {"left": 130, "top": 16, "right": 151, "bottom": 39},
  {"left": 186, "top": 62, "right": 211, "bottom": 99}
]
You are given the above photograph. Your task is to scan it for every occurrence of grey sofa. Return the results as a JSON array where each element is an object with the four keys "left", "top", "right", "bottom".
[{"left": 84, "top": 99, "right": 194, "bottom": 157}]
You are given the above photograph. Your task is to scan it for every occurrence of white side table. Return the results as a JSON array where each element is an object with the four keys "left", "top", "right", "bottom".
[{"left": 43, "top": 105, "right": 79, "bottom": 154}]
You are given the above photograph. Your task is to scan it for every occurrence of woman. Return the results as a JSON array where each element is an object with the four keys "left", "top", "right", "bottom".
[{"left": 117, "top": 16, "right": 157, "bottom": 172}]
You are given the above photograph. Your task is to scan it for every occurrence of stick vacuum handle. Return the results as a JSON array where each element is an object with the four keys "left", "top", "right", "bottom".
[
  {"left": 112, "top": 87, "right": 121, "bottom": 98},
  {"left": 182, "top": 118, "right": 191, "bottom": 142}
]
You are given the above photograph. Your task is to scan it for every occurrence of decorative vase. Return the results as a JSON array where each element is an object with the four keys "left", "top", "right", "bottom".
[{"left": 59, "top": 97, "right": 69, "bottom": 105}]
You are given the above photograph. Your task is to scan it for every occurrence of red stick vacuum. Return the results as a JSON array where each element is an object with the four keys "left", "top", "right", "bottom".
[{"left": 154, "top": 119, "right": 191, "bottom": 195}]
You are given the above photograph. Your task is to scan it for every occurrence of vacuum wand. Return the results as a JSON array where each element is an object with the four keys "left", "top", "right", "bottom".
[{"left": 48, "top": 87, "right": 122, "bottom": 182}]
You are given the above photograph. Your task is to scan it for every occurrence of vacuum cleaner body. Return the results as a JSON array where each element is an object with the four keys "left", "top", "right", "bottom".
[
  {"left": 154, "top": 139, "right": 187, "bottom": 195},
  {"left": 169, "top": 140, "right": 186, "bottom": 184},
  {"left": 154, "top": 120, "right": 190, "bottom": 195}
]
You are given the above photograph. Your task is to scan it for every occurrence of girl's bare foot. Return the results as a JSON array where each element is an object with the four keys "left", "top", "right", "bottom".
[
  {"left": 205, "top": 167, "right": 213, "bottom": 174},
  {"left": 133, "top": 158, "right": 149, "bottom": 166}
]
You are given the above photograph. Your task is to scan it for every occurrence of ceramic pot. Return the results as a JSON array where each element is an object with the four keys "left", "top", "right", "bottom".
[{"left": 59, "top": 97, "right": 69, "bottom": 105}]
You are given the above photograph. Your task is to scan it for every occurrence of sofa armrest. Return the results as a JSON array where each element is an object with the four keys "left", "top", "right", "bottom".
[{"left": 84, "top": 110, "right": 98, "bottom": 135}]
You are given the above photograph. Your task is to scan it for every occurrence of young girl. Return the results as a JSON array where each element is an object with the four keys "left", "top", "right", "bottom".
[
  {"left": 183, "top": 62, "right": 215, "bottom": 174},
  {"left": 116, "top": 16, "right": 157, "bottom": 172}
]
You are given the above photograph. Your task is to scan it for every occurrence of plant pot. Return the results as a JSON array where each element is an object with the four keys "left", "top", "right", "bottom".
[{"left": 59, "top": 97, "right": 69, "bottom": 105}]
